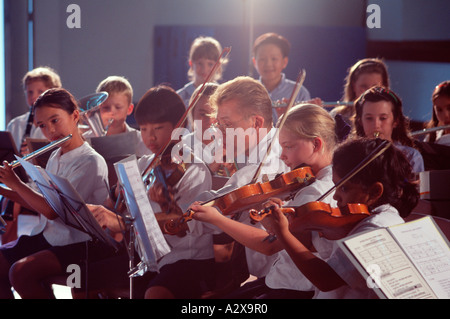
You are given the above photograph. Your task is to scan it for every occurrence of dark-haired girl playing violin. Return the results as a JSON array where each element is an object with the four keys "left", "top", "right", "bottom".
[
  {"left": 265, "top": 137, "right": 419, "bottom": 299},
  {"left": 190, "top": 103, "right": 338, "bottom": 299}
]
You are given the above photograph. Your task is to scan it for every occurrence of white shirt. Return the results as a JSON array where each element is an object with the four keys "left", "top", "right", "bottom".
[
  {"left": 394, "top": 143, "right": 424, "bottom": 174},
  {"left": 264, "top": 165, "right": 336, "bottom": 291},
  {"left": 31, "top": 142, "right": 109, "bottom": 246},
  {"left": 436, "top": 131, "right": 450, "bottom": 146},
  {"left": 6, "top": 111, "right": 47, "bottom": 150},
  {"left": 315, "top": 204, "right": 404, "bottom": 299},
  {"left": 137, "top": 151, "right": 215, "bottom": 268},
  {"left": 259, "top": 73, "right": 311, "bottom": 125},
  {"left": 196, "top": 128, "right": 289, "bottom": 278},
  {"left": 177, "top": 81, "right": 196, "bottom": 109}
]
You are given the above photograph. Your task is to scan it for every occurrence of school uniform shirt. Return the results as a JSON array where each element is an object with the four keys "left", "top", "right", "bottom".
[
  {"left": 30, "top": 141, "right": 109, "bottom": 246},
  {"left": 196, "top": 128, "right": 289, "bottom": 278},
  {"left": 264, "top": 165, "right": 336, "bottom": 291},
  {"left": 423, "top": 129, "right": 450, "bottom": 146},
  {"left": 137, "top": 151, "right": 215, "bottom": 268},
  {"left": 259, "top": 73, "right": 311, "bottom": 125},
  {"left": 436, "top": 133, "right": 450, "bottom": 146},
  {"left": 177, "top": 81, "right": 196, "bottom": 109},
  {"left": 394, "top": 142, "right": 424, "bottom": 174},
  {"left": 6, "top": 111, "right": 47, "bottom": 150},
  {"left": 315, "top": 204, "right": 404, "bottom": 299}
]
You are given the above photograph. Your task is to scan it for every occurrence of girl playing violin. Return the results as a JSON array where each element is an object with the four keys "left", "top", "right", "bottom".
[
  {"left": 265, "top": 137, "right": 419, "bottom": 299},
  {"left": 424, "top": 80, "right": 450, "bottom": 146},
  {"left": 190, "top": 103, "right": 338, "bottom": 299},
  {"left": 353, "top": 86, "right": 424, "bottom": 174}
]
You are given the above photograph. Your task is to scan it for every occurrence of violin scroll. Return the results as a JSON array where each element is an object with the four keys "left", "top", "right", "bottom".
[
  {"left": 249, "top": 206, "right": 295, "bottom": 223},
  {"left": 164, "top": 209, "right": 195, "bottom": 236}
]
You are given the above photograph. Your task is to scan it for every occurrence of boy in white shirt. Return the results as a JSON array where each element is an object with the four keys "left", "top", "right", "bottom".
[{"left": 86, "top": 85, "right": 217, "bottom": 299}]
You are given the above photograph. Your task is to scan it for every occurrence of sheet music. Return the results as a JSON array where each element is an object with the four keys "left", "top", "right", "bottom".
[
  {"left": 17, "top": 156, "right": 120, "bottom": 250},
  {"left": 342, "top": 227, "right": 437, "bottom": 299},
  {"left": 115, "top": 156, "right": 171, "bottom": 272},
  {"left": 16, "top": 156, "right": 65, "bottom": 215},
  {"left": 388, "top": 217, "right": 450, "bottom": 299}
]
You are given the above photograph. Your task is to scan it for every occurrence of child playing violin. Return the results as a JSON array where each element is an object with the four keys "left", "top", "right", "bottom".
[
  {"left": 353, "top": 86, "right": 424, "bottom": 174},
  {"left": 86, "top": 85, "right": 217, "bottom": 299},
  {"left": 0, "top": 88, "right": 111, "bottom": 299},
  {"left": 181, "top": 82, "right": 236, "bottom": 177},
  {"left": 424, "top": 80, "right": 450, "bottom": 146},
  {"left": 190, "top": 103, "right": 338, "bottom": 299},
  {"left": 265, "top": 137, "right": 419, "bottom": 299}
]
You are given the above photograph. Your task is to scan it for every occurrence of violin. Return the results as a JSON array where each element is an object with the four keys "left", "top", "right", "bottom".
[
  {"left": 164, "top": 166, "right": 316, "bottom": 235},
  {"left": 249, "top": 201, "right": 370, "bottom": 240},
  {"left": 164, "top": 69, "right": 309, "bottom": 236}
]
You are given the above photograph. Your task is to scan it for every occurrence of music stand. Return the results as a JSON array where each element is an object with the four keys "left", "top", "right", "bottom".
[
  {"left": 0, "top": 131, "right": 29, "bottom": 183},
  {"left": 25, "top": 138, "right": 50, "bottom": 168},
  {"left": 16, "top": 156, "right": 120, "bottom": 296},
  {"left": 114, "top": 155, "right": 171, "bottom": 298},
  {"left": 89, "top": 132, "right": 138, "bottom": 186}
]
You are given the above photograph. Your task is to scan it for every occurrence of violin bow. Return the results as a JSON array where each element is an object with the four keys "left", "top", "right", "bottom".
[
  {"left": 249, "top": 69, "right": 306, "bottom": 184},
  {"left": 141, "top": 46, "right": 232, "bottom": 180},
  {"left": 316, "top": 139, "right": 392, "bottom": 202}
]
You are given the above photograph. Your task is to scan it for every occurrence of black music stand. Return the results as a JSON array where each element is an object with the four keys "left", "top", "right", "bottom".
[
  {"left": 17, "top": 156, "right": 120, "bottom": 296},
  {"left": 0, "top": 131, "right": 29, "bottom": 182}
]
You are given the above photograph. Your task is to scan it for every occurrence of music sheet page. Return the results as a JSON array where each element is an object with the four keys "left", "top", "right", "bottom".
[
  {"left": 388, "top": 217, "right": 450, "bottom": 299},
  {"left": 115, "top": 156, "right": 171, "bottom": 270},
  {"left": 342, "top": 226, "right": 437, "bottom": 299}
]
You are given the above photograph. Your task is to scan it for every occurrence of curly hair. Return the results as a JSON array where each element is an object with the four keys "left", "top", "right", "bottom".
[{"left": 332, "top": 137, "right": 419, "bottom": 218}]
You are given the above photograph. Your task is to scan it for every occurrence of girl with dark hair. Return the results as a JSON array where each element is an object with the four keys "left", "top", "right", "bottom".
[
  {"left": 353, "top": 86, "right": 424, "bottom": 174},
  {"left": 0, "top": 88, "right": 112, "bottom": 298},
  {"left": 425, "top": 80, "right": 450, "bottom": 145},
  {"left": 264, "top": 137, "right": 420, "bottom": 299},
  {"left": 330, "top": 58, "right": 389, "bottom": 124}
]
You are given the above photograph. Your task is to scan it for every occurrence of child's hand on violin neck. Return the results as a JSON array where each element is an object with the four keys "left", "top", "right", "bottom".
[
  {"left": 261, "top": 204, "right": 291, "bottom": 236},
  {"left": 190, "top": 203, "right": 223, "bottom": 224}
]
